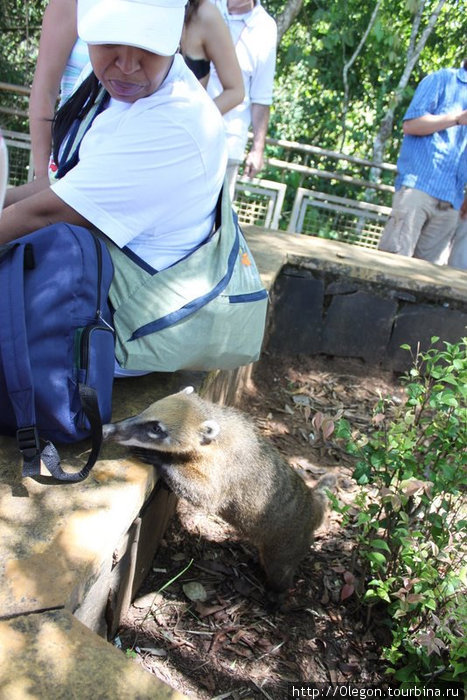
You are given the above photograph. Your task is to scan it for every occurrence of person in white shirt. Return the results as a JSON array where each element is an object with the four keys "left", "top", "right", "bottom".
[
  {"left": 208, "top": 0, "right": 277, "bottom": 198},
  {"left": 0, "top": 0, "right": 227, "bottom": 375},
  {"left": 2, "top": 0, "right": 227, "bottom": 272}
]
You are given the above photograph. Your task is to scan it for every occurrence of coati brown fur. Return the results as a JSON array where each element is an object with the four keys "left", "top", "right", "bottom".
[{"left": 103, "top": 387, "right": 334, "bottom": 595}]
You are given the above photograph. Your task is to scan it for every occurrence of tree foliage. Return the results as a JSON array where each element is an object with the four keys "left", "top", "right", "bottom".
[
  {"left": 265, "top": 0, "right": 465, "bottom": 162},
  {"left": 0, "top": 0, "right": 47, "bottom": 83},
  {"left": 0, "top": 0, "right": 465, "bottom": 168}
]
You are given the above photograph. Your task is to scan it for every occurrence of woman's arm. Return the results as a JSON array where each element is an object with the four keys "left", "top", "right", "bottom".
[
  {"left": 4, "top": 176, "right": 50, "bottom": 207},
  {"left": 29, "top": 0, "right": 79, "bottom": 178},
  {"left": 244, "top": 103, "right": 270, "bottom": 178},
  {"left": 0, "top": 186, "right": 91, "bottom": 244},
  {"left": 201, "top": 3, "right": 244, "bottom": 115}
]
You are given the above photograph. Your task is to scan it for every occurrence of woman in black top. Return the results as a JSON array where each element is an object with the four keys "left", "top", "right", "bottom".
[{"left": 181, "top": 0, "right": 244, "bottom": 114}]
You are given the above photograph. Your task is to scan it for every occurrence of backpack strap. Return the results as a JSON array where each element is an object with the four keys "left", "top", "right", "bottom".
[
  {"left": 0, "top": 242, "right": 103, "bottom": 483},
  {"left": 0, "top": 130, "right": 8, "bottom": 212}
]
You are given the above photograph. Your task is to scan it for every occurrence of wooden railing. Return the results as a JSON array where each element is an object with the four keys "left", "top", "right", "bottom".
[
  {"left": 0, "top": 81, "right": 396, "bottom": 244},
  {"left": 0, "top": 81, "right": 30, "bottom": 120}
]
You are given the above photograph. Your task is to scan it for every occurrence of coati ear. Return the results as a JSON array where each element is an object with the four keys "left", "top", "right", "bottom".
[
  {"left": 200, "top": 419, "right": 220, "bottom": 444},
  {"left": 181, "top": 386, "right": 195, "bottom": 395}
]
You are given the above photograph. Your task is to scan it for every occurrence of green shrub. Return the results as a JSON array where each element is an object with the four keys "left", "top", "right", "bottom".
[{"left": 335, "top": 337, "right": 467, "bottom": 683}]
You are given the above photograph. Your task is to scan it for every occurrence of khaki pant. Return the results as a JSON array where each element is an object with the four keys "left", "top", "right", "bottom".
[
  {"left": 448, "top": 217, "right": 467, "bottom": 270},
  {"left": 378, "top": 187, "right": 460, "bottom": 264}
]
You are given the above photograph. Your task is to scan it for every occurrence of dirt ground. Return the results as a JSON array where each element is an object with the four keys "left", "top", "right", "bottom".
[{"left": 116, "top": 352, "right": 407, "bottom": 698}]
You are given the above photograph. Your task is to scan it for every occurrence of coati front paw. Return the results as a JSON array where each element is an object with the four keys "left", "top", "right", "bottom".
[{"left": 131, "top": 447, "right": 167, "bottom": 469}]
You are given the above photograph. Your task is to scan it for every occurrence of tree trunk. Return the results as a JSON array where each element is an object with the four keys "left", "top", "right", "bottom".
[
  {"left": 275, "top": 0, "right": 304, "bottom": 44},
  {"left": 369, "top": 0, "right": 447, "bottom": 188},
  {"left": 340, "top": 0, "right": 383, "bottom": 151}
]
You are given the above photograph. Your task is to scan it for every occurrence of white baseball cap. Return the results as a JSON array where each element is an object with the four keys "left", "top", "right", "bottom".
[{"left": 78, "top": 0, "right": 188, "bottom": 57}]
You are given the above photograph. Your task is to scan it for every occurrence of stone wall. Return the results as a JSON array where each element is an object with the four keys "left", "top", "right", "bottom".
[{"left": 266, "top": 263, "right": 467, "bottom": 372}]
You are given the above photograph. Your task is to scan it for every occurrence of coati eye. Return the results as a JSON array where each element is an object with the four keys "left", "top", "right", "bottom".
[{"left": 147, "top": 422, "right": 168, "bottom": 439}]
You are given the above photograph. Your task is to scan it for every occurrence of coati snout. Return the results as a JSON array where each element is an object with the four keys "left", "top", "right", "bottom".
[
  {"left": 103, "top": 387, "right": 220, "bottom": 452},
  {"left": 103, "top": 387, "right": 334, "bottom": 596}
]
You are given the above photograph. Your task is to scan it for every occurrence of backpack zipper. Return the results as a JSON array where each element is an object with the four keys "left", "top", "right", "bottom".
[
  {"left": 91, "top": 232, "right": 113, "bottom": 331},
  {"left": 79, "top": 324, "right": 114, "bottom": 372},
  {"left": 79, "top": 233, "right": 114, "bottom": 370}
]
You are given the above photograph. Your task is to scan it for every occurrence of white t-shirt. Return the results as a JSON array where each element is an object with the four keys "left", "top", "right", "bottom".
[
  {"left": 52, "top": 54, "right": 227, "bottom": 271},
  {"left": 208, "top": 1, "right": 277, "bottom": 161}
]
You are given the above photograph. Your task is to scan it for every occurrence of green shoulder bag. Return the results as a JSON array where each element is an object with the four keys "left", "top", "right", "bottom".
[{"left": 104, "top": 184, "right": 268, "bottom": 372}]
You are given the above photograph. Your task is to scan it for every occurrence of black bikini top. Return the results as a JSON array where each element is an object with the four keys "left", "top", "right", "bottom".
[{"left": 183, "top": 54, "right": 211, "bottom": 80}]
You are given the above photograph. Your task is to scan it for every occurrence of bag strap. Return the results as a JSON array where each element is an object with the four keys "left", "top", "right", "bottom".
[
  {"left": 55, "top": 86, "right": 108, "bottom": 180},
  {"left": 0, "top": 242, "right": 103, "bottom": 483},
  {"left": 131, "top": 214, "right": 240, "bottom": 337},
  {"left": 107, "top": 182, "right": 241, "bottom": 341}
]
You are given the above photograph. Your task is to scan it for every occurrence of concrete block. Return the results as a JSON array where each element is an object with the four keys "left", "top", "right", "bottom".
[
  {"left": 267, "top": 268, "right": 324, "bottom": 354},
  {"left": 321, "top": 291, "right": 398, "bottom": 362},
  {"left": 0, "top": 373, "right": 184, "bottom": 624},
  {"left": 105, "top": 484, "right": 177, "bottom": 639},
  {"left": 385, "top": 304, "right": 467, "bottom": 372},
  {"left": 0, "top": 609, "right": 187, "bottom": 699}
]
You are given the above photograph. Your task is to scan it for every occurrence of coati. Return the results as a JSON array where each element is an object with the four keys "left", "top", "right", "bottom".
[{"left": 103, "top": 387, "right": 335, "bottom": 595}]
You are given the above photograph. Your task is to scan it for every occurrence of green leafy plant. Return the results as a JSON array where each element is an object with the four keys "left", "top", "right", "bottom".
[{"left": 335, "top": 337, "right": 467, "bottom": 683}]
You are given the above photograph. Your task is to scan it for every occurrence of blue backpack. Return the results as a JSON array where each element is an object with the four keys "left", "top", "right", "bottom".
[{"left": 0, "top": 223, "right": 115, "bottom": 482}]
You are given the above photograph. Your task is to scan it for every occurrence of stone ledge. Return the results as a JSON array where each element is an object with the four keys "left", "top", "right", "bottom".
[
  {"left": 244, "top": 225, "right": 467, "bottom": 304},
  {"left": 0, "top": 372, "right": 185, "bottom": 623},
  {"left": 247, "top": 228, "right": 467, "bottom": 370},
  {"left": 0, "top": 609, "right": 188, "bottom": 699},
  {"left": 244, "top": 226, "right": 467, "bottom": 301}
]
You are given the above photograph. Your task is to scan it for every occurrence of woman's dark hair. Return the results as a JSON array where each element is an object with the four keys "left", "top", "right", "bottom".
[
  {"left": 52, "top": 72, "right": 102, "bottom": 166},
  {"left": 185, "top": 0, "right": 201, "bottom": 25}
]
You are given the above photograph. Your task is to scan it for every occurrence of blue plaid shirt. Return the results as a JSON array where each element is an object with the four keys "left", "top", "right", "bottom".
[{"left": 395, "top": 66, "right": 467, "bottom": 209}]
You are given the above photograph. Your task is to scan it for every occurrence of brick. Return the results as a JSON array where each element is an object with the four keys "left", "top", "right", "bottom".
[
  {"left": 322, "top": 291, "right": 397, "bottom": 362},
  {"left": 385, "top": 304, "right": 467, "bottom": 371},
  {"left": 267, "top": 268, "right": 324, "bottom": 355}
]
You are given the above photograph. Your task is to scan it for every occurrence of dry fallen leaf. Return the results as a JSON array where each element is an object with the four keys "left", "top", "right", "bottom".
[
  {"left": 340, "top": 583, "right": 355, "bottom": 601},
  {"left": 194, "top": 601, "right": 228, "bottom": 618},
  {"left": 182, "top": 581, "right": 208, "bottom": 602}
]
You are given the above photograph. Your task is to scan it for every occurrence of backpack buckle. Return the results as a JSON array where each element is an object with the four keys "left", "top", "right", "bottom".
[{"left": 16, "top": 426, "right": 40, "bottom": 458}]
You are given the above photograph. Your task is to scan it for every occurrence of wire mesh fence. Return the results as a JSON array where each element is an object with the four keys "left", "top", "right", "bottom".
[
  {"left": 0, "top": 81, "right": 397, "bottom": 248},
  {"left": 233, "top": 178, "right": 286, "bottom": 229},
  {"left": 3, "top": 130, "right": 33, "bottom": 186},
  {"left": 288, "top": 188, "right": 391, "bottom": 249}
]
